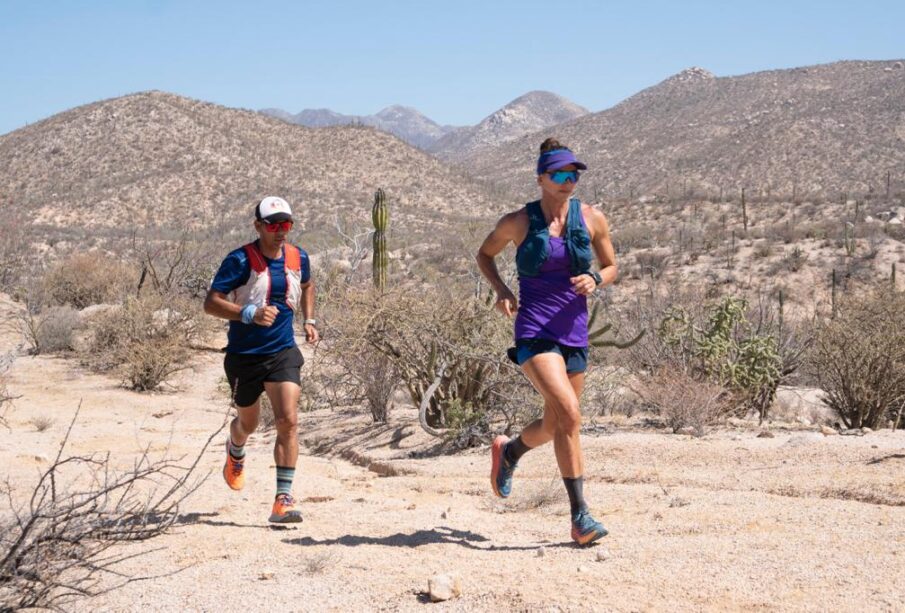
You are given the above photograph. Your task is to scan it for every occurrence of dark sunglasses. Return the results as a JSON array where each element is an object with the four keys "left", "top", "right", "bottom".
[
  {"left": 547, "top": 170, "right": 580, "bottom": 184},
  {"left": 261, "top": 220, "right": 293, "bottom": 232}
]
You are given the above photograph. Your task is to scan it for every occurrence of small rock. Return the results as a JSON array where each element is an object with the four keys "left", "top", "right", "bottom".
[
  {"left": 820, "top": 425, "right": 839, "bottom": 436},
  {"left": 537, "top": 546, "right": 546, "bottom": 558},
  {"left": 428, "top": 574, "right": 462, "bottom": 602},
  {"left": 861, "top": 427, "right": 872, "bottom": 433},
  {"left": 577, "top": 565, "right": 590, "bottom": 573},
  {"left": 258, "top": 572, "right": 274, "bottom": 581},
  {"left": 406, "top": 503, "right": 417, "bottom": 510},
  {"left": 757, "top": 430, "right": 775, "bottom": 438},
  {"left": 677, "top": 426, "right": 697, "bottom": 436},
  {"left": 596, "top": 548, "right": 609, "bottom": 562},
  {"left": 34, "top": 454, "right": 49, "bottom": 463},
  {"left": 440, "top": 511, "right": 448, "bottom": 519}
]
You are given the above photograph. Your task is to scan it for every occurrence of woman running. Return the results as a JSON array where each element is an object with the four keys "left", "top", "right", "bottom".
[
  {"left": 476, "top": 138, "right": 617, "bottom": 546},
  {"left": 204, "top": 196, "right": 318, "bottom": 523}
]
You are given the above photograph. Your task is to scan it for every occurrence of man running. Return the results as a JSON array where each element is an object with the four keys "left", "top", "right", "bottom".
[{"left": 204, "top": 196, "right": 318, "bottom": 523}]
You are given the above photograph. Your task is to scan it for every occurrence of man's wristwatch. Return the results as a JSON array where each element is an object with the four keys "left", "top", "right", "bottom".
[
  {"left": 585, "top": 271, "right": 603, "bottom": 286},
  {"left": 303, "top": 318, "right": 317, "bottom": 326}
]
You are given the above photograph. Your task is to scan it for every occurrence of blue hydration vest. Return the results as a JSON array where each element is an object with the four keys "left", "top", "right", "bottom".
[{"left": 515, "top": 198, "right": 593, "bottom": 277}]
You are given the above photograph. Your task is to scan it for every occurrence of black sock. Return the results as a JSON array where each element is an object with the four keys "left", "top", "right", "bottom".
[
  {"left": 563, "top": 476, "right": 588, "bottom": 518},
  {"left": 504, "top": 436, "right": 531, "bottom": 464}
]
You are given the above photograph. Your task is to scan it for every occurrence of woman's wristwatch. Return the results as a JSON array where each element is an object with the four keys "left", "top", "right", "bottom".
[
  {"left": 303, "top": 318, "right": 317, "bottom": 326},
  {"left": 585, "top": 271, "right": 603, "bottom": 286}
]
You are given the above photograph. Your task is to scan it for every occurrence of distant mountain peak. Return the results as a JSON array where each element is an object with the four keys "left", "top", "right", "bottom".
[
  {"left": 663, "top": 66, "right": 716, "bottom": 85},
  {"left": 429, "top": 91, "right": 588, "bottom": 160}
]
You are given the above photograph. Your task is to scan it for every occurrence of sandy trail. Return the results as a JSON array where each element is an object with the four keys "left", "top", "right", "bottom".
[{"left": 1, "top": 336, "right": 904, "bottom": 612}]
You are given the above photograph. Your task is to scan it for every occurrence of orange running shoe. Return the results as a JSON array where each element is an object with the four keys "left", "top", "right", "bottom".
[
  {"left": 222, "top": 439, "right": 245, "bottom": 491},
  {"left": 269, "top": 493, "right": 303, "bottom": 523}
]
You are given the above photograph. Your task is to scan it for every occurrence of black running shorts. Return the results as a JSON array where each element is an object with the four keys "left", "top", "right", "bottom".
[{"left": 223, "top": 345, "right": 304, "bottom": 408}]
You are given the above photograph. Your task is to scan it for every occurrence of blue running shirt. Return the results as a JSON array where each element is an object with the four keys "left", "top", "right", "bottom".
[{"left": 210, "top": 242, "right": 310, "bottom": 355}]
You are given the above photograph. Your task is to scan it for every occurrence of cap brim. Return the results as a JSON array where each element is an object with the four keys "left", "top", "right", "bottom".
[{"left": 261, "top": 213, "right": 293, "bottom": 223}]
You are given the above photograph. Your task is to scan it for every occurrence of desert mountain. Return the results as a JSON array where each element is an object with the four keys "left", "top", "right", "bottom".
[
  {"left": 260, "top": 105, "right": 458, "bottom": 149},
  {"left": 0, "top": 92, "right": 504, "bottom": 239},
  {"left": 429, "top": 91, "right": 589, "bottom": 162},
  {"left": 465, "top": 61, "right": 905, "bottom": 200}
]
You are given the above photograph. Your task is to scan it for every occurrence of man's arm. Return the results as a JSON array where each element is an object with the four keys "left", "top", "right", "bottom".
[{"left": 300, "top": 279, "right": 319, "bottom": 343}]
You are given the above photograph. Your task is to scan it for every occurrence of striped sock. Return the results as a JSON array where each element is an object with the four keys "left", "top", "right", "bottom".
[
  {"left": 275, "top": 466, "right": 295, "bottom": 497},
  {"left": 228, "top": 437, "right": 246, "bottom": 461}
]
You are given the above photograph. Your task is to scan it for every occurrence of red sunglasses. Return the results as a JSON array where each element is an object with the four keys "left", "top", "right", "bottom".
[{"left": 261, "top": 220, "right": 293, "bottom": 232}]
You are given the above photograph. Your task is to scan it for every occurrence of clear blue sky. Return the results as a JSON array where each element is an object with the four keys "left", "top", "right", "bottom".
[{"left": 1, "top": 0, "right": 903, "bottom": 135}]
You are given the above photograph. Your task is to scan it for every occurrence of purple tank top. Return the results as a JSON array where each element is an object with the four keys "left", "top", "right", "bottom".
[{"left": 514, "top": 236, "right": 588, "bottom": 347}]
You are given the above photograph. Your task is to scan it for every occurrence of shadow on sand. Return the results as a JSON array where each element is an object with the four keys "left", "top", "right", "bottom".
[{"left": 282, "top": 525, "right": 551, "bottom": 551}]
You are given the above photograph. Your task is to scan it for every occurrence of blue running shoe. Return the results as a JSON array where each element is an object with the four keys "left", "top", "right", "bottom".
[
  {"left": 490, "top": 435, "right": 517, "bottom": 498},
  {"left": 571, "top": 510, "right": 608, "bottom": 546}
]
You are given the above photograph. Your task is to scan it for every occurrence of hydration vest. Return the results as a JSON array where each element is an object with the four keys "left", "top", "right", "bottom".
[
  {"left": 228, "top": 242, "right": 303, "bottom": 312},
  {"left": 515, "top": 198, "right": 593, "bottom": 277}
]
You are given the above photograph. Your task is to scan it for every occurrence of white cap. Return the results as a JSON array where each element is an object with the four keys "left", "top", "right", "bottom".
[{"left": 255, "top": 196, "right": 293, "bottom": 222}]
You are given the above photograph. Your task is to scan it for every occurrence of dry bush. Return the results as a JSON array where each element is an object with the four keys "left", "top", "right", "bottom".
[
  {"left": 20, "top": 305, "right": 80, "bottom": 355},
  {"left": 781, "top": 246, "right": 808, "bottom": 272},
  {"left": 84, "top": 293, "right": 203, "bottom": 391},
  {"left": 44, "top": 252, "right": 135, "bottom": 309},
  {"left": 0, "top": 406, "right": 218, "bottom": 611},
  {"left": 632, "top": 250, "right": 670, "bottom": 279},
  {"left": 0, "top": 210, "right": 29, "bottom": 291},
  {"left": 132, "top": 232, "right": 221, "bottom": 299},
  {"left": 612, "top": 223, "right": 656, "bottom": 254},
  {"left": 637, "top": 367, "right": 731, "bottom": 434},
  {"left": 0, "top": 352, "right": 16, "bottom": 427},
  {"left": 322, "top": 283, "right": 535, "bottom": 446},
  {"left": 809, "top": 287, "right": 905, "bottom": 429}
]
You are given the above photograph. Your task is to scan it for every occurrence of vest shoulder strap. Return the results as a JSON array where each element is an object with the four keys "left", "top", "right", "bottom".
[
  {"left": 283, "top": 244, "right": 301, "bottom": 272},
  {"left": 242, "top": 242, "right": 268, "bottom": 274},
  {"left": 525, "top": 200, "right": 546, "bottom": 233}
]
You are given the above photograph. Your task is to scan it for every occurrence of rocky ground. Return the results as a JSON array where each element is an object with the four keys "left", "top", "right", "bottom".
[{"left": 1, "top": 330, "right": 903, "bottom": 612}]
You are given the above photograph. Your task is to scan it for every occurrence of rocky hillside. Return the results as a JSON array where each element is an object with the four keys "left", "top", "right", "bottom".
[
  {"left": 429, "top": 91, "right": 588, "bottom": 162},
  {"left": 260, "top": 105, "right": 458, "bottom": 149},
  {"left": 0, "top": 92, "right": 506, "bottom": 239},
  {"left": 465, "top": 61, "right": 905, "bottom": 201}
]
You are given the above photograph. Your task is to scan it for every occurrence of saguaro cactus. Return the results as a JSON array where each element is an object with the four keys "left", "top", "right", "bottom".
[
  {"left": 843, "top": 222, "right": 856, "bottom": 257},
  {"left": 372, "top": 188, "right": 389, "bottom": 290}
]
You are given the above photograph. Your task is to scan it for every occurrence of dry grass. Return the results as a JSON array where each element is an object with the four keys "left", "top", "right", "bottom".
[
  {"left": 29, "top": 415, "right": 55, "bottom": 432},
  {"left": 303, "top": 550, "right": 340, "bottom": 574}
]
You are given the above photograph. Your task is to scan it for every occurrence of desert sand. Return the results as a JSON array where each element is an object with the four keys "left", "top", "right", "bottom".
[{"left": 1, "top": 329, "right": 903, "bottom": 612}]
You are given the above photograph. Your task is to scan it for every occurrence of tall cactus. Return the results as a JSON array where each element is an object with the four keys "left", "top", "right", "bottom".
[
  {"left": 843, "top": 221, "right": 856, "bottom": 257},
  {"left": 372, "top": 188, "right": 388, "bottom": 290}
]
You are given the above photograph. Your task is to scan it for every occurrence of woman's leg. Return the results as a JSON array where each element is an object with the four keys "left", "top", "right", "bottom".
[{"left": 519, "top": 353, "right": 583, "bottom": 477}]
